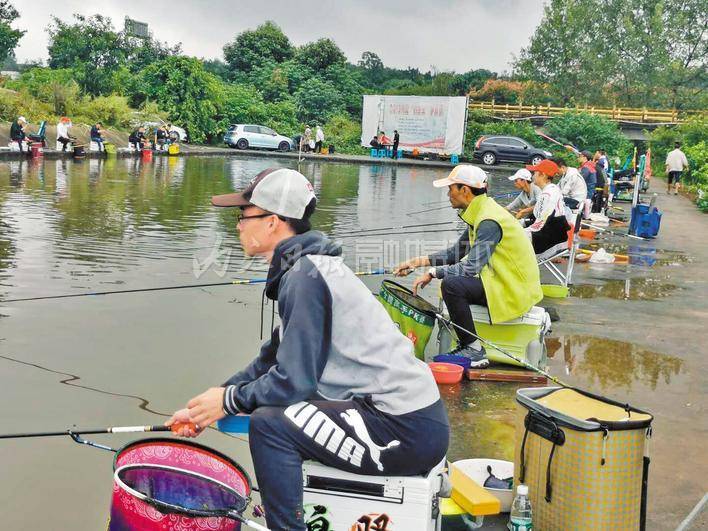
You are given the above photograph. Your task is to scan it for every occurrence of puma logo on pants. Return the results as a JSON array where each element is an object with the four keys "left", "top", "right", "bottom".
[
  {"left": 340, "top": 409, "right": 400, "bottom": 471},
  {"left": 284, "top": 402, "right": 400, "bottom": 471}
]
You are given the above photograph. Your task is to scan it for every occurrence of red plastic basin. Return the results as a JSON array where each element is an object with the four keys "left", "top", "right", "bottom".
[{"left": 428, "top": 362, "right": 464, "bottom": 384}]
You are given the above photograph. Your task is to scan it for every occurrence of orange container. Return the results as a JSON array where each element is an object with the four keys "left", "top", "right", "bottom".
[
  {"left": 578, "top": 228, "right": 596, "bottom": 240},
  {"left": 428, "top": 362, "right": 464, "bottom": 384}
]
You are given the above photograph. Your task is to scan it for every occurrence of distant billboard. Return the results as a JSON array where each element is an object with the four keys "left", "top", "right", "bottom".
[
  {"left": 124, "top": 17, "right": 149, "bottom": 38},
  {"left": 361, "top": 95, "right": 468, "bottom": 155}
]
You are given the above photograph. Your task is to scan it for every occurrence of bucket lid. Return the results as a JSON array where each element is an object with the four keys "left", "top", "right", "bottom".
[{"left": 517, "top": 387, "right": 653, "bottom": 431}]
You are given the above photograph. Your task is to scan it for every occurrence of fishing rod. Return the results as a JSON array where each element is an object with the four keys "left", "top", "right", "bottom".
[
  {"left": 405, "top": 192, "right": 516, "bottom": 217},
  {"left": 0, "top": 424, "right": 177, "bottom": 440},
  {"left": 536, "top": 131, "right": 580, "bottom": 154},
  {"left": 336, "top": 228, "right": 463, "bottom": 239},
  {"left": 161, "top": 221, "right": 465, "bottom": 254},
  {"left": 2, "top": 269, "right": 391, "bottom": 303},
  {"left": 337, "top": 220, "right": 460, "bottom": 236},
  {"left": 581, "top": 221, "right": 647, "bottom": 240},
  {"left": 578, "top": 248, "right": 629, "bottom": 263},
  {"left": 434, "top": 312, "right": 568, "bottom": 387}
]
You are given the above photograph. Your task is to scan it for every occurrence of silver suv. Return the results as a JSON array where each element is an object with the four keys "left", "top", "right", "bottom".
[{"left": 224, "top": 124, "right": 293, "bottom": 151}]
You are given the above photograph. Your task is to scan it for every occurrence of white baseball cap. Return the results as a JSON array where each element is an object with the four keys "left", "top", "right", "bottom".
[
  {"left": 433, "top": 165, "right": 488, "bottom": 189},
  {"left": 211, "top": 168, "right": 316, "bottom": 219},
  {"left": 17, "top": 116, "right": 26, "bottom": 122},
  {"left": 508, "top": 168, "right": 533, "bottom": 182}
]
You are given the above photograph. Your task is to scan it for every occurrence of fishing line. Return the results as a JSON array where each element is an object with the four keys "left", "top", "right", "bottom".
[{"left": 2, "top": 270, "right": 391, "bottom": 303}]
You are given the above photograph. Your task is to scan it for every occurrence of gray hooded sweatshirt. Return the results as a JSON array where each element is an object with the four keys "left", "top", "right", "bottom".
[{"left": 223, "top": 231, "right": 440, "bottom": 416}]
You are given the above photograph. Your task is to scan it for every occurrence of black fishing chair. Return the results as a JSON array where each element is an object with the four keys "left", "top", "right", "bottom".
[{"left": 536, "top": 209, "right": 582, "bottom": 287}]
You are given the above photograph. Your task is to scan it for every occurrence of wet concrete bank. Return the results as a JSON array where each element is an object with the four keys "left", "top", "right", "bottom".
[{"left": 0, "top": 156, "right": 705, "bottom": 529}]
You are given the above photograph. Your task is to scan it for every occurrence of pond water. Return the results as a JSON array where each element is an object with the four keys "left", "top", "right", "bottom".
[{"left": 0, "top": 156, "right": 688, "bottom": 529}]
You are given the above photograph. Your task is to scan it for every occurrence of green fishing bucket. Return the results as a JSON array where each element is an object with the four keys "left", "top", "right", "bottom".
[{"left": 379, "top": 280, "right": 437, "bottom": 360}]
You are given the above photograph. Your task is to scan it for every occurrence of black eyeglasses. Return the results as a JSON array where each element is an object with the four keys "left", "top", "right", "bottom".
[{"left": 236, "top": 212, "right": 274, "bottom": 224}]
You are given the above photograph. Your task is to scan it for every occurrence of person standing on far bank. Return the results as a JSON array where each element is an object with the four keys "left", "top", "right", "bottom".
[
  {"left": 315, "top": 125, "right": 324, "bottom": 154},
  {"left": 392, "top": 130, "right": 400, "bottom": 159},
  {"left": 666, "top": 141, "right": 689, "bottom": 195}
]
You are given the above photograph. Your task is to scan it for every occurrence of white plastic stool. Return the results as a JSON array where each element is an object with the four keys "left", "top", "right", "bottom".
[{"left": 56, "top": 140, "right": 72, "bottom": 151}]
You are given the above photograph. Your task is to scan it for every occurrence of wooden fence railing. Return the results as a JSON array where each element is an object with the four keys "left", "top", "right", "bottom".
[{"left": 469, "top": 100, "right": 705, "bottom": 124}]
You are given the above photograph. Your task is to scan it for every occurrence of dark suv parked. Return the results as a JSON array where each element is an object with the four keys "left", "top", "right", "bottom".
[{"left": 473, "top": 136, "right": 552, "bottom": 166}]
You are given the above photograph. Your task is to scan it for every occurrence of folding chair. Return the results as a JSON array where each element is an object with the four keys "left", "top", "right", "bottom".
[
  {"left": 536, "top": 210, "right": 582, "bottom": 287},
  {"left": 27, "top": 121, "right": 47, "bottom": 147}
]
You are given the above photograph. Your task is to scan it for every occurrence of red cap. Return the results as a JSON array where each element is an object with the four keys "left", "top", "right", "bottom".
[{"left": 526, "top": 159, "right": 560, "bottom": 177}]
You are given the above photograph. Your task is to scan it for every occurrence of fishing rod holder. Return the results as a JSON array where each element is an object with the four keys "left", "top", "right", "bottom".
[{"left": 69, "top": 429, "right": 115, "bottom": 452}]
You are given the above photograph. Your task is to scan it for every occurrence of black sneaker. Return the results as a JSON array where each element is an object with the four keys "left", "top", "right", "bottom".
[{"left": 442, "top": 344, "right": 489, "bottom": 368}]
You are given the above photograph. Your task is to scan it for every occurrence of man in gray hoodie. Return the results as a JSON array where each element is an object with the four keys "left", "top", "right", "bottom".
[{"left": 167, "top": 168, "right": 449, "bottom": 530}]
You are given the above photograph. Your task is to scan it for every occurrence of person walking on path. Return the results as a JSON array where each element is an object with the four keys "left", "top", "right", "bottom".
[
  {"left": 392, "top": 130, "right": 400, "bottom": 159},
  {"left": 666, "top": 142, "right": 689, "bottom": 195},
  {"left": 314, "top": 125, "right": 324, "bottom": 154},
  {"left": 167, "top": 168, "right": 449, "bottom": 531}
]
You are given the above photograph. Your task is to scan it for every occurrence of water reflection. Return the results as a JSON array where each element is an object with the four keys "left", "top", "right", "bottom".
[
  {"left": 583, "top": 241, "right": 691, "bottom": 267},
  {"left": 441, "top": 333, "right": 684, "bottom": 463},
  {"left": 0, "top": 156, "right": 471, "bottom": 302},
  {"left": 545, "top": 334, "right": 684, "bottom": 391},
  {"left": 571, "top": 278, "right": 679, "bottom": 300},
  {"left": 440, "top": 382, "right": 518, "bottom": 462}
]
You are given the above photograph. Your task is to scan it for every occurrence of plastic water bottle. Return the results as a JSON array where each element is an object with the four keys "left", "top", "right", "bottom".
[{"left": 508, "top": 484, "right": 533, "bottom": 530}]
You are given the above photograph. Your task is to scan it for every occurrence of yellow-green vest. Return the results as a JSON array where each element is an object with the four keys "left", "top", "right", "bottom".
[{"left": 460, "top": 194, "right": 543, "bottom": 323}]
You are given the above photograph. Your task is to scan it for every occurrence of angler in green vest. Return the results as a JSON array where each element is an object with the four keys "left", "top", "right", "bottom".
[{"left": 394, "top": 165, "right": 543, "bottom": 367}]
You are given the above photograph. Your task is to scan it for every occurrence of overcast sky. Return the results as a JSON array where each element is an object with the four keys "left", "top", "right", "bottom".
[{"left": 12, "top": 0, "right": 544, "bottom": 73}]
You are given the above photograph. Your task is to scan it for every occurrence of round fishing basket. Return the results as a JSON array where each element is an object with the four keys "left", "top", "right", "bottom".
[{"left": 109, "top": 438, "right": 252, "bottom": 531}]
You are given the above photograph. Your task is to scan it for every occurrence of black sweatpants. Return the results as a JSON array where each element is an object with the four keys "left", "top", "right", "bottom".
[
  {"left": 249, "top": 397, "right": 449, "bottom": 531},
  {"left": 441, "top": 274, "right": 488, "bottom": 347},
  {"left": 530, "top": 214, "right": 571, "bottom": 254}
]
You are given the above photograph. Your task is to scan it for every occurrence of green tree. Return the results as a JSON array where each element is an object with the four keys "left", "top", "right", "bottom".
[
  {"left": 545, "top": 112, "right": 632, "bottom": 156},
  {"left": 515, "top": 0, "right": 708, "bottom": 109},
  {"left": 295, "top": 38, "right": 346, "bottom": 72},
  {"left": 46, "top": 14, "right": 125, "bottom": 96},
  {"left": 135, "top": 56, "right": 221, "bottom": 143},
  {"left": 449, "top": 69, "right": 496, "bottom": 95},
  {"left": 223, "top": 21, "right": 293, "bottom": 75},
  {"left": 294, "top": 77, "right": 344, "bottom": 123},
  {"left": 215, "top": 82, "right": 265, "bottom": 128},
  {"left": 0, "top": 1, "right": 24, "bottom": 66},
  {"left": 321, "top": 63, "right": 364, "bottom": 115},
  {"left": 357, "top": 51, "right": 385, "bottom": 86},
  {"left": 8, "top": 67, "right": 80, "bottom": 115},
  {"left": 514, "top": 0, "right": 599, "bottom": 105},
  {"left": 122, "top": 35, "right": 182, "bottom": 74},
  {"left": 247, "top": 60, "right": 291, "bottom": 102},
  {"left": 599, "top": 0, "right": 707, "bottom": 108},
  {"left": 202, "top": 58, "right": 230, "bottom": 80}
]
